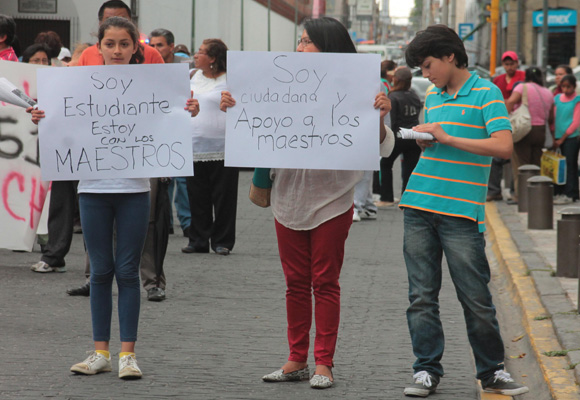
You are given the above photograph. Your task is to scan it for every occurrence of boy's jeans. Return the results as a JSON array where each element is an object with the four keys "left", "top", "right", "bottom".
[{"left": 403, "top": 208, "right": 504, "bottom": 380}]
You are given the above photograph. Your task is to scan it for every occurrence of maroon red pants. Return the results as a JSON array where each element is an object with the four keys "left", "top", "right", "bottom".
[{"left": 274, "top": 207, "right": 352, "bottom": 367}]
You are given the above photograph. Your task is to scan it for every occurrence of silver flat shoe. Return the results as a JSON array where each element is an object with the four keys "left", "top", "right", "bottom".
[
  {"left": 262, "top": 367, "right": 310, "bottom": 382},
  {"left": 310, "top": 374, "right": 334, "bottom": 389}
]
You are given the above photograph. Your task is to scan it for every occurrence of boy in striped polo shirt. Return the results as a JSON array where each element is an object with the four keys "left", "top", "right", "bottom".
[{"left": 398, "top": 25, "right": 528, "bottom": 397}]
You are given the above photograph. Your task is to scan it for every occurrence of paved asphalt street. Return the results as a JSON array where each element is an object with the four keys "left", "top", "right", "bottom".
[{"left": 0, "top": 171, "right": 508, "bottom": 399}]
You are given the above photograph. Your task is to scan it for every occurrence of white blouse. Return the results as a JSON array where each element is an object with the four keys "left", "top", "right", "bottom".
[
  {"left": 271, "top": 126, "right": 394, "bottom": 230},
  {"left": 190, "top": 71, "right": 228, "bottom": 161},
  {"left": 78, "top": 178, "right": 150, "bottom": 194}
]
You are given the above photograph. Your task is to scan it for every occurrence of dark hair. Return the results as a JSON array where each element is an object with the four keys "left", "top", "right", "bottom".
[
  {"left": 150, "top": 28, "right": 174, "bottom": 45},
  {"left": 556, "top": 64, "right": 573, "bottom": 75},
  {"left": 202, "top": 38, "right": 228, "bottom": 73},
  {"left": 392, "top": 67, "right": 413, "bottom": 91},
  {"left": 22, "top": 43, "right": 51, "bottom": 64},
  {"left": 34, "top": 31, "right": 62, "bottom": 59},
  {"left": 98, "top": 0, "right": 131, "bottom": 21},
  {"left": 561, "top": 74, "right": 577, "bottom": 88},
  {"left": 0, "top": 14, "right": 16, "bottom": 46},
  {"left": 405, "top": 24, "right": 468, "bottom": 69},
  {"left": 303, "top": 17, "right": 356, "bottom": 54},
  {"left": 98, "top": 17, "right": 144, "bottom": 64},
  {"left": 381, "top": 60, "right": 397, "bottom": 79},
  {"left": 524, "top": 66, "right": 543, "bottom": 86}
]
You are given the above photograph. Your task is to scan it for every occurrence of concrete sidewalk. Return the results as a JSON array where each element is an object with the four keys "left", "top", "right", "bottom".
[
  {"left": 0, "top": 171, "right": 484, "bottom": 399},
  {"left": 486, "top": 200, "right": 580, "bottom": 399}
]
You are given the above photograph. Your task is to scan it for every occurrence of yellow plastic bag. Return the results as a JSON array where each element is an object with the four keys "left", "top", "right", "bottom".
[{"left": 540, "top": 150, "right": 566, "bottom": 185}]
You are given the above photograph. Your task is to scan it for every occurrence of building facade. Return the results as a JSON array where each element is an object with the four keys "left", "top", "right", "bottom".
[
  {"left": 501, "top": 0, "right": 580, "bottom": 67},
  {"left": 3, "top": 0, "right": 315, "bottom": 55}
]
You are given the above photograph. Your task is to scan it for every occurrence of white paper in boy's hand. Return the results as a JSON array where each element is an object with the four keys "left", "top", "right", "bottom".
[
  {"left": 0, "top": 77, "right": 37, "bottom": 108},
  {"left": 398, "top": 127, "right": 435, "bottom": 141}
]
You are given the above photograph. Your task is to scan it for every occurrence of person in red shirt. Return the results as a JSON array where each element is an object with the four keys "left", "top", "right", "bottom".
[
  {"left": 77, "top": 0, "right": 163, "bottom": 66},
  {"left": 0, "top": 14, "right": 18, "bottom": 62},
  {"left": 487, "top": 51, "right": 524, "bottom": 202},
  {"left": 493, "top": 51, "right": 525, "bottom": 100}
]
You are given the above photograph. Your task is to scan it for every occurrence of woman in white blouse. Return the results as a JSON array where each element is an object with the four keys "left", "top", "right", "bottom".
[
  {"left": 181, "top": 38, "right": 238, "bottom": 256},
  {"left": 221, "top": 17, "right": 393, "bottom": 389}
]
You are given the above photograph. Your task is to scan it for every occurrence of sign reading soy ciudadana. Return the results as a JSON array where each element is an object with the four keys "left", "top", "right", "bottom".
[
  {"left": 225, "top": 51, "right": 381, "bottom": 171},
  {"left": 37, "top": 63, "right": 193, "bottom": 181}
]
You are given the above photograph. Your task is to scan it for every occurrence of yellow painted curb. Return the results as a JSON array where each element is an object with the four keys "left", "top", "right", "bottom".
[
  {"left": 486, "top": 202, "right": 580, "bottom": 399},
  {"left": 479, "top": 380, "right": 512, "bottom": 400}
]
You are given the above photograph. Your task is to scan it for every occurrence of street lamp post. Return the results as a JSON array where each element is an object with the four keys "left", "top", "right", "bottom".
[
  {"left": 542, "top": 0, "right": 548, "bottom": 69},
  {"left": 268, "top": 0, "right": 271, "bottom": 51},
  {"left": 489, "top": 0, "right": 499, "bottom": 76}
]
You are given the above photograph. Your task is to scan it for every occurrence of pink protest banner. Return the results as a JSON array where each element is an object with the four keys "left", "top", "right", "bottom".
[{"left": 0, "top": 60, "right": 49, "bottom": 251}]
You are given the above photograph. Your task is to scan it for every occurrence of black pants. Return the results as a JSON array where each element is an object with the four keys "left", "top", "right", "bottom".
[
  {"left": 41, "top": 180, "right": 78, "bottom": 268},
  {"left": 186, "top": 160, "right": 239, "bottom": 251},
  {"left": 140, "top": 178, "right": 170, "bottom": 290},
  {"left": 380, "top": 139, "right": 421, "bottom": 202}
]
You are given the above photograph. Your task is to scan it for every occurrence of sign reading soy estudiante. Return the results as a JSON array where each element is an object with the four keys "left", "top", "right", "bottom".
[{"left": 37, "top": 63, "right": 194, "bottom": 181}]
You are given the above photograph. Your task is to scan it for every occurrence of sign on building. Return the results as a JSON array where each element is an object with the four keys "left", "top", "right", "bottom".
[
  {"left": 458, "top": 23, "right": 474, "bottom": 41},
  {"left": 532, "top": 9, "right": 577, "bottom": 27}
]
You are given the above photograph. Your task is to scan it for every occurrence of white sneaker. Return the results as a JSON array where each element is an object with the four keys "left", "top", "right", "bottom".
[
  {"left": 70, "top": 351, "right": 112, "bottom": 375},
  {"left": 30, "top": 261, "right": 66, "bottom": 273},
  {"left": 353, "top": 209, "right": 361, "bottom": 222},
  {"left": 361, "top": 209, "right": 377, "bottom": 220},
  {"left": 119, "top": 354, "right": 142, "bottom": 379},
  {"left": 554, "top": 195, "right": 573, "bottom": 205}
]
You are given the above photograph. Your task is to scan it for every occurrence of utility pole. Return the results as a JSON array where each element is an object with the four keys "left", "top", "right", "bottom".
[
  {"left": 241, "top": 0, "right": 244, "bottom": 51},
  {"left": 442, "top": 0, "right": 448, "bottom": 26},
  {"left": 449, "top": 0, "right": 456, "bottom": 30},
  {"left": 267, "top": 0, "right": 271, "bottom": 51},
  {"left": 516, "top": 0, "right": 523, "bottom": 59},
  {"left": 294, "top": 2, "right": 298, "bottom": 50},
  {"left": 489, "top": 0, "right": 499, "bottom": 76},
  {"left": 542, "top": 0, "right": 548, "bottom": 69}
]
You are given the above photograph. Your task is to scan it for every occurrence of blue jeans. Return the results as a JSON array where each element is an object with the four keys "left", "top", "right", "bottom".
[
  {"left": 403, "top": 208, "right": 504, "bottom": 380},
  {"left": 167, "top": 177, "right": 191, "bottom": 230},
  {"left": 80, "top": 192, "right": 150, "bottom": 342},
  {"left": 554, "top": 137, "right": 580, "bottom": 200}
]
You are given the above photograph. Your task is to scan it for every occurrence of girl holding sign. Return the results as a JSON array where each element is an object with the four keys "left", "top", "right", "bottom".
[
  {"left": 29, "top": 16, "right": 199, "bottom": 380},
  {"left": 221, "top": 17, "right": 393, "bottom": 389}
]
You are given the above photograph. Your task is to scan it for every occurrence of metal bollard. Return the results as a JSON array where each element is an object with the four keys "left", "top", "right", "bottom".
[
  {"left": 517, "top": 165, "right": 541, "bottom": 212},
  {"left": 527, "top": 176, "right": 553, "bottom": 229},
  {"left": 556, "top": 207, "right": 580, "bottom": 278},
  {"left": 578, "top": 241, "right": 580, "bottom": 312}
]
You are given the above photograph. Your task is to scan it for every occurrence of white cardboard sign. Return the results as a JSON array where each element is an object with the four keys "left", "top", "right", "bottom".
[
  {"left": 0, "top": 60, "right": 49, "bottom": 251},
  {"left": 37, "top": 63, "right": 193, "bottom": 181},
  {"left": 225, "top": 51, "right": 381, "bottom": 170}
]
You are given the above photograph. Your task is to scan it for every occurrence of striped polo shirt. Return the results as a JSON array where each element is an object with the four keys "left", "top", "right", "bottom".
[{"left": 399, "top": 71, "right": 511, "bottom": 232}]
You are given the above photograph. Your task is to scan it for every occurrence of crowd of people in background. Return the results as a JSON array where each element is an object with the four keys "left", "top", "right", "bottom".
[
  {"left": 0, "top": 1, "right": 541, "bottom": 396},
  {"left": 488, "top": 50, "right": 580, "bottom": 206}
]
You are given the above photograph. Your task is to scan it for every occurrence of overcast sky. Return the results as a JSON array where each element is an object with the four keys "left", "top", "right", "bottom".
[{"left": 389, "top": 1, "right": 413, "bottom": 24}]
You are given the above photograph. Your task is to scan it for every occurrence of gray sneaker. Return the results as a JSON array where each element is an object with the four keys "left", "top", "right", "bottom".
[
  {"left": 482, "top": 370, "right": 529, "bottom": 396},
  {"left": 554, "top": 195, "right": 573, "bottom": 205},
  {"left": 31, "top": 261, "right": 66, "bottom": 273},
  {"left": 403, "top": 371, "right": 439, "bottom": 397}
]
